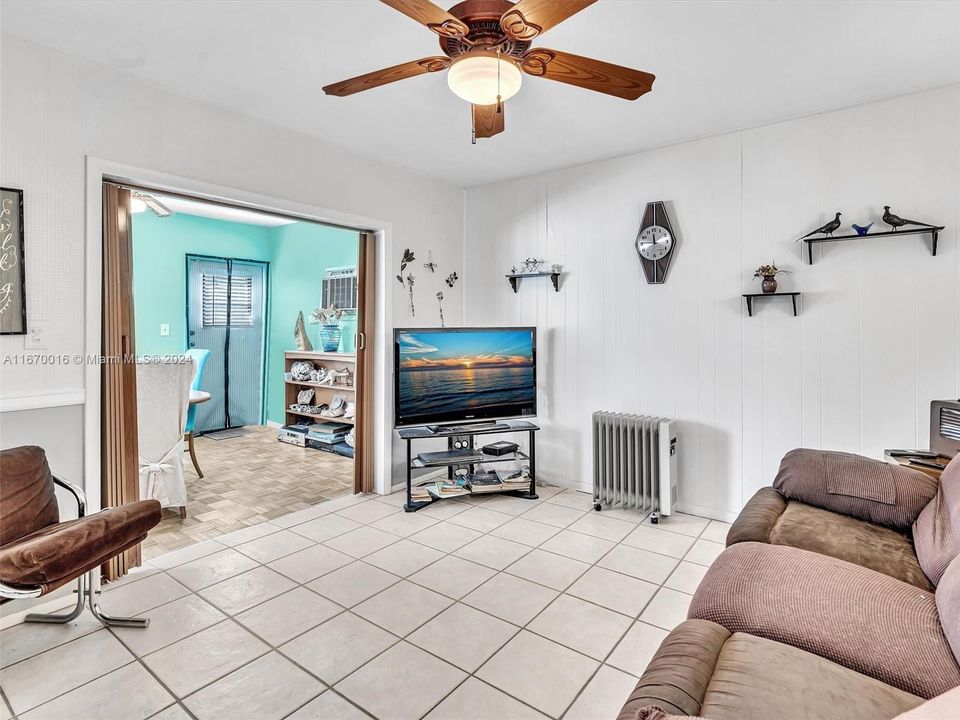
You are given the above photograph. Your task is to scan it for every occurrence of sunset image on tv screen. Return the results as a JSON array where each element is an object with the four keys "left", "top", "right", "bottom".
[{"left": 397, "top": 329, "right": 535, "bottom": 422}]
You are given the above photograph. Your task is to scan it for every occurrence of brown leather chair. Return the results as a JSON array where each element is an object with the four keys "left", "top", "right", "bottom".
[{"left": 0, "top": 445, "right": 162, "bottom": 627}]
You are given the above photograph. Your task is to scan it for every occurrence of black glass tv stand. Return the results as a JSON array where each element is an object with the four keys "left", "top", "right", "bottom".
[{"left": 396, "top": 420, "right": 539, "bottom": 512}]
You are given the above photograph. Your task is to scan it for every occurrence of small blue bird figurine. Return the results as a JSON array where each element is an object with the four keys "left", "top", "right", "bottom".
[{"left": 852, "top": 223, "right": 872, "bottom": 236}]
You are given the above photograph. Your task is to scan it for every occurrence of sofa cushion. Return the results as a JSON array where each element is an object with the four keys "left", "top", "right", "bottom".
[
  {"left": 0, "top": 446, "right": 60, "bottom": 546},
  {"left": 0, "top": 500, "right": 161, "bottom": 594},
  {"left": 619, "top": 620, "right": 924, "bottom": 720},
  {"left": 770, "top": 502, "right": 932, "bottom": 590},
  {"left": 914, "top": 454, "right": 960, "bottom": 586},
  {"left": 773, "top": 449, "right": 937, "bottom": 530},
  {"left": 700, "top": 632, "right": 923, "bottom": 720},
  {"left": 937, "top": 555, "right": 960, "bottom": 666},
  {"left": 729, "top": 489, "right": 931, "bottom": 589},
  {"left": 687, "top": 542, "right": 960, "bottom": 699}
]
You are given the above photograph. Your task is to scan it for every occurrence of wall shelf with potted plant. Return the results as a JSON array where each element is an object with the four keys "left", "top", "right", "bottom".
[{"left": 743, "top": 263, "right": 800, "bottom": 317}]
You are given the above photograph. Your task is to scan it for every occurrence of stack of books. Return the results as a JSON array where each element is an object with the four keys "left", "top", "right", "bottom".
[
  {"left": 465, "top": 471, "right": 503, "bottom": 494},
  {"left": 410, "top": 484, "right": 432, "bottom": 501},
  {"left": 496, "top": 465, "right": 530, "bottom": 492},
  {"left": 305, "top": 421, "right": 352, "bottom": 450}
]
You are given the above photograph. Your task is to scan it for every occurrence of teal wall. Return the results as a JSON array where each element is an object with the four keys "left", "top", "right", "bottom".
[{"left": 132, "top": 212, "right": 358, "bottom": 425}]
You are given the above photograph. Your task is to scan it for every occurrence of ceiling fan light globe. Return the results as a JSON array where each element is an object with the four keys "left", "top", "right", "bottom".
[{"left": 447, "top": 55, "right": 522, "bottom": 105}]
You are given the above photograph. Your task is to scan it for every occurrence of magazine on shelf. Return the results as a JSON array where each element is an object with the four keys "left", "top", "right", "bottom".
[{"left": 427, "top": 480, "right": 469, "bottom": 498}]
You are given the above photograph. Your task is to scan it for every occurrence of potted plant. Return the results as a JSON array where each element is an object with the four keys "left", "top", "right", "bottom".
[
  {"left": 753, "top": 263, "right": 791, "bottom": 294},
  {"left": 310, "top": 304, "right": 346, "bottom": 352}
]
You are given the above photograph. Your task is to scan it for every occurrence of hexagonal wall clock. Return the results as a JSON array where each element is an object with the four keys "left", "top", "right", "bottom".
[{"left": 635, "top": 201, "right": 676, "bottom": 284}]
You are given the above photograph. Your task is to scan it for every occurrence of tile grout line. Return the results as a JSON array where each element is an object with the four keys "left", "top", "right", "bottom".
[
  {"left": 3, "top": 489, "right": 725, "bottom": 720},
  {"left": 556, "top": 509, "right": 716, "bottom": 719}
]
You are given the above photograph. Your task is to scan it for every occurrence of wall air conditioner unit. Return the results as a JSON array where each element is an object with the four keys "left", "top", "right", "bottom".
[
  {"left": 931, "top": 399, "right": 960, "bottom": 459},
  {"left": 321, "top": 266, "right": 358, "bottom": 314}
]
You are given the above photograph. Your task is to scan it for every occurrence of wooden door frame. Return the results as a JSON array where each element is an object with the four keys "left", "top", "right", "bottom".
[{"left": 85, "top": 158, "right": 394, "bottom": 520}]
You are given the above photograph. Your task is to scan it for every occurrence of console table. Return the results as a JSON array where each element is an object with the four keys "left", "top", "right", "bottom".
[
  {"left": 397, "top": 420, "right": 539, "bottom": 512},
  {"left": 884, "top": 450, "right": 947, "bottom": 480}
]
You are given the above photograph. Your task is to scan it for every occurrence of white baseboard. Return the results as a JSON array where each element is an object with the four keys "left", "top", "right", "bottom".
[
  {"left": 673, "top": 502, "right": 738, "bottom": 523},
  {"left": 265, "top": 420, "right": 282, "bottom": 429}
]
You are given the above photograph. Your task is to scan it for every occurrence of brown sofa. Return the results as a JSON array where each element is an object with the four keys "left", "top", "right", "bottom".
[
  {"left": 728, "top": 449, "right": 942, "bottom": 589},
  {"left": 0, "top": 445, "right": 162, "bottom": 626},
  {"left": 617, "top": 447, "right": 960, "bottom": 719}
]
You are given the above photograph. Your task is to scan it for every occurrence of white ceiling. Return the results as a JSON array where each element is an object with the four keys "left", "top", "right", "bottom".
[{"left": 4, "top": 1, "right": 959, "bottom": 187}]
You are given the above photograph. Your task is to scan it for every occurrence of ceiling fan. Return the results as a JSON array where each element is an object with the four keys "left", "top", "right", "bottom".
[{"left": 323, "top": 0, "right": 655, "bottom": 142}]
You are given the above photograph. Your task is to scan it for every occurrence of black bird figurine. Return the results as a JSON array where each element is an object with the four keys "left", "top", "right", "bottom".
[
  {"left": 882, "top": 206, "right": 935, "bottom": 231},
  {"left": 799, "top": 212, "right": 842, "bottom": 240}
]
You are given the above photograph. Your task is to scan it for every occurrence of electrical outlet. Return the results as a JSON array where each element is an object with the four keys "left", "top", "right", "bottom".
[
  {"left": 160, "top": 323, "right": 170, "bottom": 337},
  {"left": 25, "top": 323, "right": 48, "bottom": 350}
]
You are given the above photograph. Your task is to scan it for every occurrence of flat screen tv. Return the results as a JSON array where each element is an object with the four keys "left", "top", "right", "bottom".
[{"left": 394, "top": 327, "right": 537, "bottom": 427}]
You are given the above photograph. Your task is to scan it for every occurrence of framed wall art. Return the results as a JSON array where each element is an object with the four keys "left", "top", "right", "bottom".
[{"left": 1, "top": 187, "right": 26, "bottom": 334}]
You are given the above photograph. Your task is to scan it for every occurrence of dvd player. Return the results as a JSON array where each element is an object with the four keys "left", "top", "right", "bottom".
[{"left": 417, "top": 450, "right": 484, "bottom": 465}]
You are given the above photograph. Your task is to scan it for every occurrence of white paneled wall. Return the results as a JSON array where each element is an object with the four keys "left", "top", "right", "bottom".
[{"left": 464, "top": 85, "right": 960, "bottom": 521}]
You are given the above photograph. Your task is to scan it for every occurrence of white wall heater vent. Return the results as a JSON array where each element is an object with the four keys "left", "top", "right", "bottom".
[{"left": 592, "top": 412, "right": 678, "bottom": 521}]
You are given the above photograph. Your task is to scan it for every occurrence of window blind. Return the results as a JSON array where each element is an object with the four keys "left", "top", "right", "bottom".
[{"left": 201, "top": 273, "right": 253, "bottom": 327}]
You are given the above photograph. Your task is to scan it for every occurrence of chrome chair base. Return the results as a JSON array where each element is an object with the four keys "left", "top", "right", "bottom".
[
  {"left": 24, "top": 576, "right": 85, "bottom": 624},
  {"left": 22, "top": 571, "right": 149, "bottom": 628}
]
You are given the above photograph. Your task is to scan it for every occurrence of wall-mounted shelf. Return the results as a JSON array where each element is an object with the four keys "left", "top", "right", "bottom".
[
  {"left": 506, "top": 271, "right": 560, "bottom": 293},
  {"left": 801, "top": 226, "right": 944, "bottom": 265},
  {"left": 743, "top": 292, "right": 800, "bottom": 317}
]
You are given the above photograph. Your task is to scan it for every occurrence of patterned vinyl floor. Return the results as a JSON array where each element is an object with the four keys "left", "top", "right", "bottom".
[{"left": 142, "top": 426, "right": 354, "bottom": 561}]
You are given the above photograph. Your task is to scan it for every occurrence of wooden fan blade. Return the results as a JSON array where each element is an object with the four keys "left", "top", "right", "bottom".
[
  {"left": 501, "top": 0, "right": 597, "bottom": 41},
  {"left": 380, "top": 0, "right": 470, "bottom": 39},
  {"left": 520, "top": 48, "right": 654, "bottom": 100},
  {"left": 323, "top": 57, "right": 450, "bottom": 96},
  {"left": 472, "top": 102, "right": 505, "bottom": 139}
]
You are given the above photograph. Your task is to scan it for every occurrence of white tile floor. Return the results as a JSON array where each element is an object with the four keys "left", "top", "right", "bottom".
[{"left": 0, "top": 488, "right": 730, "bottom": 720}]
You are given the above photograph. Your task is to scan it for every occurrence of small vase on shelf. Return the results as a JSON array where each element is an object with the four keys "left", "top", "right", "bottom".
[
  {"left": 753, "top": 262, "right": 790, "bottom": 295},
  {"left": 309, "top": 304, "right": 346, "bottom": 353},
  {"left": 319, "top": 324, "right": 342, "bottom": 352}
]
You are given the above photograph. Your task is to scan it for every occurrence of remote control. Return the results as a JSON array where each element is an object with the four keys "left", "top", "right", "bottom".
[
  {"left": 909, "top": 458, "right": 947, "bottom": 470},
  {"left": 888, "top": 449, "right": 938, "bottom": 459}
]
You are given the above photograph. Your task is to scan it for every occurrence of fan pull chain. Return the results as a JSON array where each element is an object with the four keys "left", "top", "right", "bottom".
[{"left": 496, "top": 48, "right": 503, "bottom": 114}]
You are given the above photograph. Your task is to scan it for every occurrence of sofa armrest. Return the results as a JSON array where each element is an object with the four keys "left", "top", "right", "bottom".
[
  {"left": 617, "top": 619, "right": 730, "bottom": 719},
  {"left": 688, "top": 542, "right": 959, "bottom": 699},
  {"left": 772, "top": 448, "right": 937, "bottom": 530},
  {"left": 726, "top": 488, "right": 787, "bottom": 546}
]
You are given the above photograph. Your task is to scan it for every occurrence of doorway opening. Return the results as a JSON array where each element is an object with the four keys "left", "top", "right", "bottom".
[{"left": 101, "top": 182, "right": 376, "bottom": 568}]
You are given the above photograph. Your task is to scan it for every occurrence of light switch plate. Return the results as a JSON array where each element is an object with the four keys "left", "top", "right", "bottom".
[
  {"left": 160, "top": 323, "right": 170, "bottom": 337},
  {"left": 25, "top": 323, "right": 48, "bottom": 350}
]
